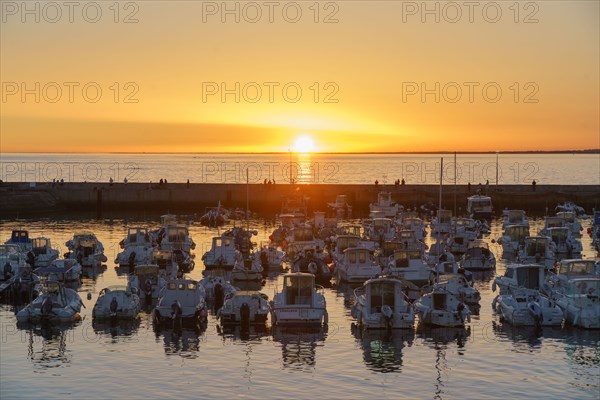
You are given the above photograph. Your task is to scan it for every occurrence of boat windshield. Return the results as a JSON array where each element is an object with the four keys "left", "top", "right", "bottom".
[
  {"left": 559, "top": 261, "right": 595, "bottom": 277},
  {"left": 506, "top": 225, "right": 529, "bottom": 240},
  {"left": 515, "top": 267, "right": 541, "bottom": 289},
  {"left": 525, "top": 239, "right": 547, "bottom": 256},
  {"left": 567, "top": 280, "right": 600, "bottom": 296},
  {"left": 284, "top": 275, "right": 313, "bottom": 305},
  {"left": 369, "top": 281, "right": 395, "bottom": 312}
]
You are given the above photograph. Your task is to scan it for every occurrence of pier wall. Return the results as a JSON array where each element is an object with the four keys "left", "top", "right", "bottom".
[{"left": 0, "top": 182, "right": 598, "bottom": 218}]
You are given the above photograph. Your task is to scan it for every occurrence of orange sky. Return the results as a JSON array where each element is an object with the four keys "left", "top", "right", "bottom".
[{"left": 1, "top": 1, "right": 599, "bottom": 153}]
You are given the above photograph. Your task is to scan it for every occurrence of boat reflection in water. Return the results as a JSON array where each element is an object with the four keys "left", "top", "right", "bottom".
[
  {"left": 351, "top": 324, "right": 415, "bottom": 373},
  {"left": 17, "top": 321, "right": 79, "bottom": 369},
  {"left": 156, "top": 327, "right": 206, "bottom": 359},
  {"left": 92, "top": 317, "right": 142, "bottom": 340},
  {"left": 272, "top": 326, "right": 327, "bottom": 371},
  {"left": 217, "top": 324, "right": 270, "bottom": 342}
]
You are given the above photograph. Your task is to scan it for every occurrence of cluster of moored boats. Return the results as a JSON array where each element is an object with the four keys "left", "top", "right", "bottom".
[{"left": 2, "top": 194, "right": 599, "bottom": 332}]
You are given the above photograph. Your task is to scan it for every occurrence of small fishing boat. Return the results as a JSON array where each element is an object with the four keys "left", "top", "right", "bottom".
[
  {"left": 517, "top": 236, "right": 556, "bottom": 270},
  {"left": 0, "top": 244, "right": 28, "bottom": 297},
  {"left": 364, "top": 218, "right": 397, "bottom": 243},
  {"left": 467, "top": 194, "right": 493, "bottom": 221},
  {"left": 400, "top": 217, "right": 427, "bottom": 242},
  {"left": 153, "top": 279, "right": 208, "bottom": 329},
  {"left": 539, "top": 216, "right": 565, "bottom": 237},
  {"left": 328, "top": 194, "right": 352, "bottom": 218},
  {"left": 16, "top": 280, "right": 82, "bottom": 323},
  {"left": 4, "top": 229, "right": 32, "bottom": 251},
  {"left": 351, "top": 277, "right": 414, "bottom": 329},
  {"left": 35, "top": 259, "right": 82, "bottom": 282},
  {"left": 425, "top": 274, "right": 480, "bottom": 305},
  {"left": 492, "top": 263, "right": 563, "bottom": 327},
  {"left": 369, "top": 191, "right": 400, "bottom": 218},
  {"left": 460, "top": 240, "right": 496, "bottom": 271},
  {"left": 546, "top": 227, "right": 582, "bottom": 258},
  {"left": 199, "top": 271, "right": 238, "bottom": 309},
  {"left": 499, "top": 224, "right": 530, "bottom": 258},
  {"left": 128, "top": 264, "right": 166, "bottom": 305},
  {"left": 115, "top": 227, "right": 155, "bottom": 266},
  {"left": 218, "top": 291, "right": 269, "bottom": 326},
  {"left": 232, "top": 251, "right": 264, "bottom": 282},
  {"left": 543, "top": 259, "right": 599, "bottom": 329},
  {"left": 554, "top": 214, "right": 585, "bottom": 239},
  {"left": 335, "top": 247, "right": 381, "bottom": 283},
  {"left": 383, "top": 249, "right": 431, "bottom": 287},
  {"left": 270, "top": 273, "right": 328, "bottom": 327},
  {"left": 93, "top": 285, "right": 141, "bottom": 319},
  {"left": 27, "top": 237, "right": 59, "bottom": 267},
  {"left": 414, "top": 287, "right": 471, "bottom": 327},
  {"left": 424, "top": 242, "right": 455, "bottom": 268},
  {"left": 202, "top": 236, "right": 238, "bottom": 270},
  {"left": 555, "top": 202, "right": 585, "bottom": 216},
  {"left": 254, "top": 242, "right": 285, "bottom": 271},
  {"left": 431, "top": 210, "right": 453, "bottom": 236},
  {"left": 65, "top": 231, "right": 107, "bottom": 267},
  {"left": 502, "top": 210, "right": 529, "bottom": 230}
]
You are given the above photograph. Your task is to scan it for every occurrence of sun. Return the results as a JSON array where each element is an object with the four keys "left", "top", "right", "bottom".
[{"left": 292, "top": 135, "right": 316, "bottom": 153}]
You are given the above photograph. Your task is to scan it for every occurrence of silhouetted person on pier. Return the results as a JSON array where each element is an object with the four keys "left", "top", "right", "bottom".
[
  {"left": 467, "top": 182, "right": 471, "bottom": 192},
  {"left": 401, "top": 178, "right": 405, "bottom": 185},
  {"left": 532, "top": 180, "right": 536, "bottom": 192},
  {"left": 375, "top": 180, "right": 379, "bottom": 186},
  {"left": 186, "top": 179, "right": 190, "bottom": 188}
]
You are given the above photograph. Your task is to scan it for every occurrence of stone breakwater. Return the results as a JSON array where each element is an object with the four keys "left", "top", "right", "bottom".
[{"left": 0, "top": 182, "right": 598, "bottom": 218}]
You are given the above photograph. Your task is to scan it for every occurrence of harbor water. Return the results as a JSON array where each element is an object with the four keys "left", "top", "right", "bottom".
[{"left": 0, "top": 216, "right": 598, "bottom": 399}]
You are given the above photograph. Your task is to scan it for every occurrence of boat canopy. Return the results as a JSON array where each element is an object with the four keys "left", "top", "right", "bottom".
[
  {"left": 9, "top": 230, "right": 30, "bottom": 243},
  {"left": 336, "top": 236, "right": 359, "bottom": 253},
  {"left": 558, "top": 260, "right": 596, "bottom": 277},
  {"left": 283, "top": 273, "right": 315, "bottom": 306},
  {"left": 504, "top": 225, "right": 529, "bottom": 240},
  {"left": 504, "top": 265, "right": 543, "bottom": 289},
  {"left": 344, "top": 248, "right": 370, "bottom": 264}
]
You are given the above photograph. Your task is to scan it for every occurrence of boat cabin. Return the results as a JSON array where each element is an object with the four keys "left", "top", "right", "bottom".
[
  {"left": 467, "top": 195, "right": 493, "bottom": 219},
  {"left": 503, "top": 225, "right": 530, "bottom": 241},
  {"left": 437, "top": 210, "right": 453, "bottom": 225},
  {"left": 522, "top": 237, "right": 550, "bottom": 257},
  {"left": 391, "top": 249, "right": 422, "bottom": 268},
  {"left": 505, "top": 210, "right": 527, "bottom": 225},
  {"left": 7, "top": 230, "right": 30, "bottom": 244},
  {"left": 547, "top": 227, "right": 570, "bottom": 246},
  {"left": 565, "top": 278, "right": 600, "bottom": 297},
  {"left": 282, "top": 273, "right": 316, "bottom": 306},
  {"left": 335, "top": 235, "right": 360, "bottom": 253},
  {"left": 363, "top": 278, "right": 405, "bottom": 314},
  {"left": 126, "top": 227, "right": 151, "bottom": 246},
  {"left": 502, "top": 264, "right": 545, "bottom": 290},
  {"left": 292, "top": 227, "right": 316, "bottom": 242},
  {"left": 343, "top": 248, "right": 371, "bottom": 266},
  {"left": 556, "top": 211, "right": 576, "bottom": 224},
  {"left": 543, "top": 217, "right": 564, "bottom": 230},
  {"left": 557, "top": 259, "right": 597, "bottom": 279},
  {"left": 31, "top": 238, "right": 51, "bottom": 255}
]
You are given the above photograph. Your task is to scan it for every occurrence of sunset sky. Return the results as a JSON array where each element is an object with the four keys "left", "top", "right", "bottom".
[{"left": 1, "top": 1, "right": 598, "bottom": 153}]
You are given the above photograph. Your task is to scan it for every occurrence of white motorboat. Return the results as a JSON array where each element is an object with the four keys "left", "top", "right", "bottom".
[
  {"left": 128, "top": 265, "right": 166, "bottom": 304},
  {"left": 283, "top": 226, "right": 325, "bottom": 259},
  {"left": 351, "top": 277, "right": 414, "bottom": 329},
  {"left": 254, "top": 242, "right": 285, "bottom": 271},
  {"left": 270, "top": 273, "right": 328, "bottom": 327},
  {"left": 232, "top": 251, "right": 264, "bottom": 282},
  {"left": 499, "top": 224, "right": 530, "bottom": 258},
  {"left": 431, "top": 210, "right": 453, "bottom": 236},
  {"left": 542, "top": 259, "right": 599, "bottom": 329},
  {"left": 93, "top": 285, "right": 141, "bottom": 319},
  {"left": 364, "top": 218, "right": 397, "bottom": 243},
  {"left": 400, "top": 216, "right": 427, "bottom": 241},
  {"left": 115, "top": 227, "right": 155, "bottom": 266},
  {"left": 492, "top": 263, "right": 563, "bottom": 327},
  {"left": 335, "top": 247, "right": 381, "bottom": 283},
  {"left": 330, "top": 234, "right": 365, "bottom": 265},
  {"left": 383, "top": 249, "right": 431, "bottom": 287},
  {"left": 467, "top": 194, "right": 493, "bottom": 221},
  {"left": 461, "top": 240, "right": 496, "bottom": 271},
  {"left": 218, "top": 291, "right": 269, "bottom": 326},
  {"left": 414, "top": 287, "right": 471, "bottom": 327},
  {"left": 426, "top": 274, "right": 480, "bottom": 305},
  {"left": 395, "top": 230, "right": 428, "bottom": 252},
  {"left": 153, "top": 279, "right": 208, "bottom": 328},
  {"left": 369, "top": 192, "right": 400, "bottom": 218},
  {"left": 502, "top": 210, "right": 529, "bottom": 230},
  {"left": 16, "top": 280, "right": 82, "bottom": 323},
  {"left": 555, "top": 202, "right": 586, "bottom": 216},
  {"left": 546, "top": 227, "right": 582, "bottom": 258},
  {"left": 517, "top": 236, "right": 556, "bottom": 270},
  {"left": 66, "top": 231, "right": 107, "bottom": 267},
  {"left": 155, "top": 222, "right": 196, "bottom": 254},
  {"left": 556, "top": 211, "right": 583, "bottom": 237},
  {"left": 539, "top": 216, "right": 565, "bottom": 237},
  {"left": 35, "top": 259, "right": 82, "bottom": 282},
  {"left": 28, "top": 237, "right": 59, "bottom": 267},
  {"left": 151, "top": 250, "right": 185, "bottom": 278},
  {"left": 202, "top": 236, "right": 238, "bottom": 270}
]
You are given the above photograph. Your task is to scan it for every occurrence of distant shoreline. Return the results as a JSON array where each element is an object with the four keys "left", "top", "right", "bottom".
[{"left": 2, "top": 150, "right": 599, "bottom": 155}]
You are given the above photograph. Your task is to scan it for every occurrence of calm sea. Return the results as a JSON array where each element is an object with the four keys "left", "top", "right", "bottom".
[
  {"left": 1, "top": 153, "right": 599, "bottom": 185},
  {"left": 0, "top": 216, "right": 598, "bottom": 400}
]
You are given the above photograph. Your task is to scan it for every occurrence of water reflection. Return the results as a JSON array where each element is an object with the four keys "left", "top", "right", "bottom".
[
  {"left": 217, "top": 324, "right": 270, "bottom": 342},
  {"left": 272, "top": 326, "right": 327, "bottom": 371},
  {"left": 156, "top": 327, "right": 205, "bottom": 359},
  {"left": 17, "top": 321, "right": 78, "bottom": 370},
  {"left": 82, "top": 264, "right": 107, "bottom": 280},
  {"left": 351, "top": 325, "right": 414, "bottom": 373},
  {"left": 92, "top": 318, "right": 142, "bottom": 339}
]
